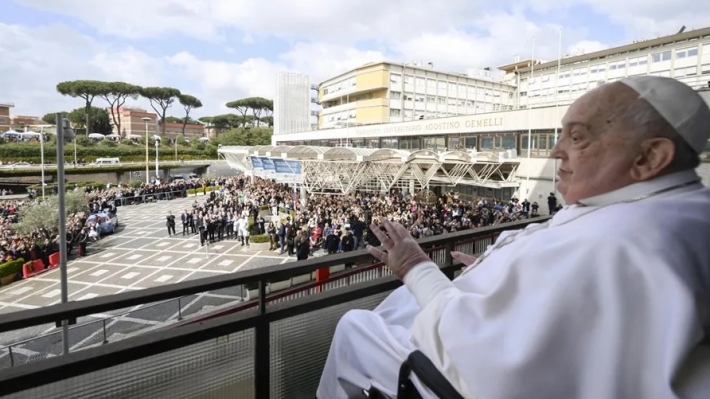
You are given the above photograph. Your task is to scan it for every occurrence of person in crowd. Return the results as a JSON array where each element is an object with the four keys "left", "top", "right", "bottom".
[
  {"left": 295, "top": 231, "right": 310, "bottom": 261},
  {"left": 317, "top": 76, "right": 710, "bottom": 398},
  {"left": 181, "top": 210, "right": 189, "bottom": 236},
  {"left": 165, "top": 211, "right": 176, "bottom": 236},
  {"left": 547, "top": 192, "right": 557, "bottom": 215}
]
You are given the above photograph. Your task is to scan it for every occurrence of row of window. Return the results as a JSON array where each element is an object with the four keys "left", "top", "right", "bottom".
[
  {"left": 526, "top": 46, "right": 704, "bottom": 85},
  {"left": 279, "top": 132, "right": 558, "bottom": 154}
]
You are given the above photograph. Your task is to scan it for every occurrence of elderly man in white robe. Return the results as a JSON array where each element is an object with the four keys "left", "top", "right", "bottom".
[{"left": 316, "top": 75, "right": 710, "bottom": 399}]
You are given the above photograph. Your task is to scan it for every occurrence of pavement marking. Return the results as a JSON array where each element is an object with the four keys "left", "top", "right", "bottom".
[
  {"left": 7, "top": 287, "right": 34, "bottom": 296},
  {"left": 219, "top": 260, "right": 234, "bottom": 266},
  {"left": 187, "top": 258, "right": 201, "bottom": 264},
  {"left": 67, "top": 267, "right": 79, "bottom": 273},
  {"left": 100, "top": 252, "right": 116, "bottom": 258},
  {"left": 41, "top": 289, "right": 61, "bottom": 298},
  {"left": 183, "top": 243, "right": 196, "bottom": 248},
  {"left": 156, "top": 256, "right": 171, "bottom": 262},
  {"left": 127, "top": 254, "right": 142, "bottom": 260},
  {"left": 156, "top": 242, "right": 170, "bottom": 247},
  {"left": 121, "top": 272, "right": 140, "bottom": 279},
  {"left": 90, "top": 269, "right": 109, "bottom": 277},
  {"left": 154, "top": 275, "right": 173, "bottom": 283},
  {"left": 77, "top": 293, "right": 99, "bottom": 301}
]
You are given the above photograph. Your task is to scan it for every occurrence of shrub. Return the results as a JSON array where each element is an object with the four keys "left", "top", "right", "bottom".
[
  {"left": 0, "top": 258, "right": 25, "bottom": 279},
  {"left": 250, "top": 234, "right": 269, "bottom": 244}
]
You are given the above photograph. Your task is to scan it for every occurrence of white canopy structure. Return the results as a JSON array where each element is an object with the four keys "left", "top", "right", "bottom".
[
  {"left": 88, "top": 133, "right": 105, "bottom": 139},
  {"left": 20, "top": 131, "right": 41, "bottom": 139},
  {"left": 218, "top": 145, "right": 520, "bottom": 194}
]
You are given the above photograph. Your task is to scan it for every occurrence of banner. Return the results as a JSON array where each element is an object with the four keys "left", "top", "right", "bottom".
[
  {"left": 250, "top": 156, "right": 263, "bottom": 169},
  {"left": 272, "top": 158, "right": 291, "bottom": 174},
  {"left": 260, "top": 157, "right": 274, "bottom": 170},
  {"left": 286, "top": 160, "right": 301, "bottom": 174}
]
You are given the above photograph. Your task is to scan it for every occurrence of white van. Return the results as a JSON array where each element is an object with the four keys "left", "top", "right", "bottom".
[{"left": 94, "top": 157, "right": 120, "bottom": 165}]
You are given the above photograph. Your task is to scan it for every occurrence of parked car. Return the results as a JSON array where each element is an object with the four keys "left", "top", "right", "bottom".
[{"left": 86, "top": 212, "right": 119, "bottom": 235}]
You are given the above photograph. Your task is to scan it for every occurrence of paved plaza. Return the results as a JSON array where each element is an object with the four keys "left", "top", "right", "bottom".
[{"left": 0, "top": 195, "right": 302, "bottom": 368}]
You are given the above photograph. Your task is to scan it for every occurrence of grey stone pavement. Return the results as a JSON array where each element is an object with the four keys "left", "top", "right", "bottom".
[{"left": 0, "top": 195, "right": 312, "bottom": 369}]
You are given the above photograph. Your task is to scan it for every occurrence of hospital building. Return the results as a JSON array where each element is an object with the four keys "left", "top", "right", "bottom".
[{"left": 264, "top": 27, "right": 710, "bottom": 205}]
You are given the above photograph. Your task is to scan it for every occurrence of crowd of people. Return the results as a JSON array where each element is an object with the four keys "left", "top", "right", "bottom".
[
  {"left": 166, "top": 175, "right": 545, "bottom": 263},
  {"left": 3, "top": 172, "right": 547, "bottom": 270}
]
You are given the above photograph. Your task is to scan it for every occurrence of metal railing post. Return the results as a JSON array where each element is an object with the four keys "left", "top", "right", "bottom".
[
  {"left": 8, "top": 346, "right": 14, "bottom": 367},
  {"left": 102, "top": 319, "right": 108, "bottom": 344},
  {"left": 177, "top": 297, "right": 183, "bottom": 321},
  {"left": 443, "top": 241, "right": 456, "bottom": 280},
  {"left": 254, "top": 279, "right": 271, "bottom": 399}
]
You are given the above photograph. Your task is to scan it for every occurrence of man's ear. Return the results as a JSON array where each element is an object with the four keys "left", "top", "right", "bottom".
[{"left": 629, "top": 137, "right": 675, "bottom": 181}]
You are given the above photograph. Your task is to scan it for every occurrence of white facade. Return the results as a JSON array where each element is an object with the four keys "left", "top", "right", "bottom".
[
  {"left": 516, "top": 29, "right": 710, "bottom": 109},
  {"left": 273, "top": 72, "right": 311, "bottom": 137},
  {"left": 318, "top": 62, "right": 517, "bottom": 129}
]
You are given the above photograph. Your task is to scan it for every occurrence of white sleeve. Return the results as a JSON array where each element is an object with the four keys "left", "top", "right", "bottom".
[{"left": 403, "top": 241, "right": 703, "bottom": 399}]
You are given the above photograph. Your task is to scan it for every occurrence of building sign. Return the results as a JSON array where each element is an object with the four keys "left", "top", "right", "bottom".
[
  {"left": 260, "top": 157, "right": 274, "bottom": 170},
  {"left": 272, "top": 158, "right": 302, "bottom": 174},
  {"left": 286, "top": 160, "right": 302, "bottom": 174},
  {"left": 353, "top": 116, "right": 505, "bottom": 136},
  {"left": 250, "top": 156, "right": 263, "bottom": 169}
]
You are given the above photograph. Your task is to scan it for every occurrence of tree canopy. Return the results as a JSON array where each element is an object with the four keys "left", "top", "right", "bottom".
[
  {"left": 15, "top": 190, "right": 88, "bottom": 236},
  {"left": 42, "top": 112, "right": 63, "bottom": 125},
  {"left": 56, "top": 80, "right": 106, "bottom": 135},
  {"left": 178, "top": 94, "right": 203, "bottom": 136},
  {"left": 67, "top": 106, "right": 112, "bottom": 135},
  {"left": 99, "top": 82, "right": 142, "bottom": 136},
  {"left": 140, "top": 87, "right": 181, "bottom": 136},
  {"left": 225, "top": 97, "right": 273, "bottom": 127}
]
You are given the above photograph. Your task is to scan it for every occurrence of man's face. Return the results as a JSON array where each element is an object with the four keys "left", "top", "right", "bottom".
[{"left": 550, "top": 85, "right": 638, "bottom": 204}]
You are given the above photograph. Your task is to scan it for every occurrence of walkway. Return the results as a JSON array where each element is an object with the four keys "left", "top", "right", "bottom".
[{"left": 0, "top": 195, "right": 302, "bottom": 368}]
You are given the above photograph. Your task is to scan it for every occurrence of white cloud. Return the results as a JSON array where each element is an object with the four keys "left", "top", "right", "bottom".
[{"left": 3, "top": 0, "right": 710, "bottom": 119}]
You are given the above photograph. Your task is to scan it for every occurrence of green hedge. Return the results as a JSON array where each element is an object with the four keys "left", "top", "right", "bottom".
[
  {"left": 0, "top": 258, "right": 25, "bottom": 279},
  {"left": 0, "top": 162, "right": 210, "bottom": 178},
  {"left": 250, "top": 234, "right": 269, "bottom": 243},
  {"left": 0, "top": 142, "right": 217, "bottom": 164},
  {"left": 27, "top": 181, "right": 104, "bottom": 192}
]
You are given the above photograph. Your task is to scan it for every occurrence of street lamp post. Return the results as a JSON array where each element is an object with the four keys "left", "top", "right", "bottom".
[
  {"left": 155, "top": 140, "right": 160, "bottom": 181},
  {"left": 55, "top": 113, "right": 75, "bottom": 355},
  {"left": 39, "top": 126, "right": 45, "bottom": 198},
  {"left": 142, "top": 117, "right": 151, "bottom": 184}
]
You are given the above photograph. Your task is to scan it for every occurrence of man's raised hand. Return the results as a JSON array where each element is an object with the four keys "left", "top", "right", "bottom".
[{"left": 365, "top": 217, "right": 431, "bottom": 280}]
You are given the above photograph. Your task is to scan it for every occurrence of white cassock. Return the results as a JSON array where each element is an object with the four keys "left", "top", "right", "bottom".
[{"left": 317, "top": 169, "right": 710, "bottom": 399}]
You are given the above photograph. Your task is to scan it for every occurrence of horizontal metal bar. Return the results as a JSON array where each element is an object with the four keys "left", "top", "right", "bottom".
[
  {"left": 0, "top": 266, "right": 419, "bottom": 396},
  {"left": 0, "top": 218, "right": 548, "bottom": 334}
]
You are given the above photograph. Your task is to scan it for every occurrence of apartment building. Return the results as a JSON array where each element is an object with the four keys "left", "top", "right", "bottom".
[
  {"left": 317, "top": 62, "right": 516, "bottom": 129},
  {"left": 108, "top": 107, "right": 158, "bottom": 137},
  {"left": 513, "top": 26, "right": 710, "bottom": 108},
  {"left": 11, "top": 115, "right": 42, "bottom": 129},
  {"left": 0, "top": 102, "right": 13, "bottom": 133}
]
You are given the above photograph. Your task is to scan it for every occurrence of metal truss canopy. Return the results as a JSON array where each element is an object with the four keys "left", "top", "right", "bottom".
[{"left": 218, "top": 145, "right": 520, "bottom": 194}]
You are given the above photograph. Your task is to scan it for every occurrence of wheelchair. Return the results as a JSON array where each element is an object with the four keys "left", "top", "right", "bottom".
[{"left": 362, "top": 350, "right": 464, "bottom": 399}]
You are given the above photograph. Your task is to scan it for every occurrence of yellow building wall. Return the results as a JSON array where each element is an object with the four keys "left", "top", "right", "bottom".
[
  {"left": 356, "top": 70, "right": 389, "bottom": 91},
  {"left": 355, "top": 105, "right": 389, "bottom": 124}
]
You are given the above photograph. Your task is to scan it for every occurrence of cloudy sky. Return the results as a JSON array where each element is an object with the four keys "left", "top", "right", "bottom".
[{"left": 1, "top": 0, "right": 708, "bottom": 118}]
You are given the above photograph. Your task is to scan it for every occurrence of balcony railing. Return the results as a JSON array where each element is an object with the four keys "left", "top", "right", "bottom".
[{"left": 0, "top": 218, "right": 548, "bottom": 399}]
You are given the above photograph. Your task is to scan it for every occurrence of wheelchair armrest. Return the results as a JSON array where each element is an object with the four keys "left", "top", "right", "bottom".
[{"left": 399, "top": 350, "right": 465, "bottom": 399}]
